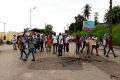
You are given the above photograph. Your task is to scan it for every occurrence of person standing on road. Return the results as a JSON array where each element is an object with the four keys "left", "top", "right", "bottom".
[
  {"left": 86, "top": 36, "right": 91, "bottom": 58},
  {"left": 33, "top": 34, "right": 37, "bottom": 53},
  {"left": 58, "top": 33, "right": 63, "bottom": 56},
  {"left": 91, "top": 35, "right": 99, "bottom": 56},
  {"left": 40, "top": 35, "right": 44, "bottom": 52},
  {"left": 102, "top": 34, "right": 108, "bottom": 55},
  {"left": 12, "top": 35, "right": 17, "bottom": 50},
  {"left": 65, "top": 35, "right": 70, "bottom": 53},
  {"left": 81, "top": 34, "right": 86, "bottom": 53},
  {"left": 106, "top": 35, "right": 117, "bottom": 58},
  {"left": 17, "top": 35, "right": 27, "bottom": 60},
  {"left": 36, "top": 34, "right": 41, "bottom": 51},
  {"left": 75, "top": 35, "right": 82, "bottom": 54},
  {"left": 46, "top": 35, "right": 52, "bottom": 52},
  {"left": 26, "top": 34, "right": 35, "bottom": 61},
  {"left": 20, "top": 34, "right": 27, "bottom": 60},
  {"left": 52, "top": 33, "right": 58, "bottom": 54}
]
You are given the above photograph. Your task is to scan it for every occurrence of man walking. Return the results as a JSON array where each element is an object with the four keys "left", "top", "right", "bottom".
[
  {"left": 102, "top": 34, "right": 108, "bottom": 55},
  {"left": 26, "top": 34, "right": 35, "bottom": 61},
  {"left": 106, "top": 35, "right": 117, "bottom": 58}
]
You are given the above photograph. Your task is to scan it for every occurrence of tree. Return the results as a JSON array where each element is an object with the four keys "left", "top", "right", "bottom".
[
  {"left": 83, "top": 4, "right": 92, "bottom": 20},
  {"left": 94, "top": 12, "right": 99, "bottom": 25},
  {"left": 104, "top": 5, "right": 120, "bottom": 24},
  {"left": 44, "top": 24, "right": 53, "bottom": 35},
  {"left": 69, "top": 14, "right": 85, "bottom": 34},
  {"left": 74, "top": 14, "right": 85, "bottom": 31}
]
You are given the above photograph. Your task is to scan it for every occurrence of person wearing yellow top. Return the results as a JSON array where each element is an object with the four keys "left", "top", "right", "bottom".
[{"left": 86, "top": 36, "right": 91, "bottom": 58}]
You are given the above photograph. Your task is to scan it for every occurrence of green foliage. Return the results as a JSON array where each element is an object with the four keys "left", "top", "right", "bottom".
[
  {"left": 44, "top": 24, "right": 53, "bottom": 35},
  {"left": 94, "top": 12, "right": 99, "bottom": 25},
  {"left": 104, "top": 5, "right": 120, "bottom": 24},
  {"left": 69, "top": 14, "right": 85, "bottom": 34},
  {"left": 72, "top": 24, "right": 120, "bottom": 46},
  {"left": 112, "top": 24, "right": 120, "bottom": 46},
  {"left": 92, "top": 24, "right": 120, "bottom": 46},
  {"left": 83, "top": 4, "right": 92, "bottom": 19}
]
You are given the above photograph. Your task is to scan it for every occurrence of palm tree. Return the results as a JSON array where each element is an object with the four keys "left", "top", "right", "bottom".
[
  {"left": 94, "top": 12, "right": 99, "bottom": 25},
  {"left": 83, "top": 4, "right": 92, "bottom": 20}
]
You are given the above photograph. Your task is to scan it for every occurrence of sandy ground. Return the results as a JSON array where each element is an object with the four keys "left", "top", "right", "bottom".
[{"left": 0, "top": 43, "right": 120, "bottom": 80}]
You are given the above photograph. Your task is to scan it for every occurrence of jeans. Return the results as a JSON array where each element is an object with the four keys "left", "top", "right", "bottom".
[
  {"left": 76, "top": 43, "right": 81, "bottom": 53},
  {"left": 58, "top": 44, "right": 63, "bottom": 56},
  {"left": 106, "top": 47, "right": 116, "bottom": 56},
  {"left": 27, "top": 48, "right": 35, "bottom": 60},
  {"left": 53, "top": 43, "right": 57, "bottom": 53},
  {"left": 91, "top": 45, "right": 98, "bottom": 55},
  {"left": 20, "top": 44, "right": 27, "bottom": 59},
  {"left": 64, "top": 43, "right": 69, "bottom": 52},
  {"left": 103, "top": 45, "right": 107, "bottom": 55}
]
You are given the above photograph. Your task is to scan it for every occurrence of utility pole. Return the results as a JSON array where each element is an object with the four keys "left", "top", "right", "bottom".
[
  {"left": 0, "top": 22, "right": 6, "bottom": 35},
  {"left": 4, "top": 22, "right": 6, "bottom": 34},
  {"left": 30, "top": 7, "right": 36, "bottom": 29},
  {"left": 109, "top": 0, "right": 112, "bottom": 36}
]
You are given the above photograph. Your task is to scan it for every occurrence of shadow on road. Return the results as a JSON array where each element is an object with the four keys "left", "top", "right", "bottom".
[
  {"left": 27, "top": 51, "right": 120, "bottom": 80},
  {"left": 28, "top": 57, "right": 83, "bottom": 70}
]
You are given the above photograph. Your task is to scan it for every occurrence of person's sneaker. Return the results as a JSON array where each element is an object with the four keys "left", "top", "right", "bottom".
[
  {"left": 22, "top": 59, "right": 26, "bottom": 61},
  {"left": 88, "top": 56, "right": 91, "bottom": 58},
  {"left": 114, "top": 55, "right": 118, "bottom": 58},
  {"left": 106, "top": 55, "right": 109, "bottom": 57},
  {"left": 81, "top": 51, "right": 83, "bottom": 53},
  {"left": 96, "top": 54, "right": 99, "bottom": 56},
  {"left": 31, "top": 59, "right": 35, "bottom": 61}
]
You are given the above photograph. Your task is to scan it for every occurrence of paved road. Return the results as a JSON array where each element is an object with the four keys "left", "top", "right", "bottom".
[{"left": 0, "top": 43, "right": 120, "bottom": 80}]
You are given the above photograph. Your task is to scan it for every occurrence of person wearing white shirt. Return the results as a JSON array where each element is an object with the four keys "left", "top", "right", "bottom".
[
  {"left": 52, "top": 33, "right": 58, "bottom": 54},
  {"left": 12, "top": 35, "right": 17, "bottom": 50},
  {"left": 58, "top": 33, "right": 63, "bottom": 56},
  {"left": 91, "top": 36, "right": 99, "bottom": 56},
  {"left": 64, "top": 35, "right": 70, "bottom": 52},
  {"left": 102, "top": 34, "right": 107, "bottom": 55}
]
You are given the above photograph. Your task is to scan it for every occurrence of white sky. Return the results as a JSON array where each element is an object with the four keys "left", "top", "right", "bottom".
[{"left": 0, "top": 0, "right": 120, "bottom": 34}]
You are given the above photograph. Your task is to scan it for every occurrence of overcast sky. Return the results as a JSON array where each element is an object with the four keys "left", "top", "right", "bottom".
[{"left": 0, "top": 0, "right": 120, "bottom": 34}]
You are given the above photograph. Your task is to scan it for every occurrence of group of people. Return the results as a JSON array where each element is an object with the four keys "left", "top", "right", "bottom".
[
  {"left": 11, "top": 32, "right": 117, "bottom": 62},
  {"left": 75, "top": 33, "right": 117, "bottom": 58},
  {"left": 12, "top": 32, "right": 71, "bottom": 61}
]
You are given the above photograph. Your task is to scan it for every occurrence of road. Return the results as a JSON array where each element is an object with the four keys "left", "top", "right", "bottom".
[{"left": 0, "top": 43, "right": 120, "bottom": 80}]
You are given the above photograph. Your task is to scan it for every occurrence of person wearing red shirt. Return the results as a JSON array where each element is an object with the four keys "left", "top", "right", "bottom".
[{"left": 106, "top": 35, "right": 117, "bottom": 58}]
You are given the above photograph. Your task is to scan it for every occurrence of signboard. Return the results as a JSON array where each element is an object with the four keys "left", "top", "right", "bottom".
[{"left": 83, "top": 21, "right": 95, "bottom": 31}]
